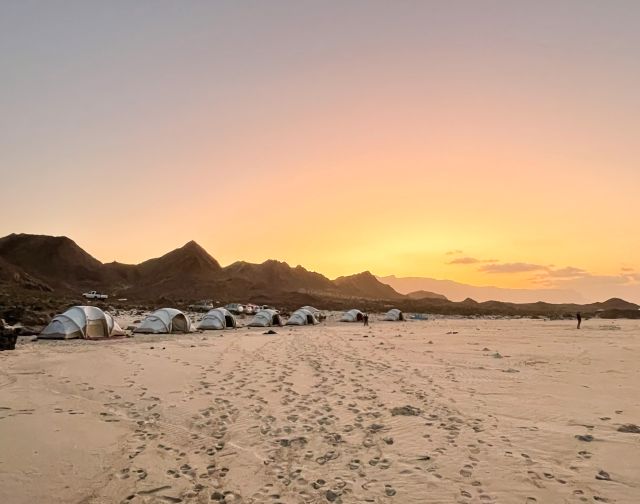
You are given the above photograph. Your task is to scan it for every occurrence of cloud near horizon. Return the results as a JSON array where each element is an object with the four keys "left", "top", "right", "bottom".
[
  {"left": 478, "top": 262, "right": 547, "bottom": 274},
  {"left": 448, "top": 257, "right": 498, "bottom": 265}
]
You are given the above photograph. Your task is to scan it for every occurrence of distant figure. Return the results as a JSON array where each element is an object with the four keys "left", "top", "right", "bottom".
[
  {"left": 576, "top": 312, "right": 582, "bottom": 329},
  {"left": 363, "top": 313, "right": 369, "bottom": 326}
]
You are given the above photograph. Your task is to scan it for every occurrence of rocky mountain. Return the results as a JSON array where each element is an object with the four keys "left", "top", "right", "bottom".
[
  {"left": 222, "top": 260, "right": 336, "bottom": 294},
  {"left": 0, "top": 234, "right": 103, "bottom": 289},
  {"left": 0, "top": 233, "right": 405, "bottom": 302},
  {"left": 333, "top": 271, "right": 403, "bottom": 299},
  {"left": 406, "top": 290, "right": 448, "bottom": 301}
]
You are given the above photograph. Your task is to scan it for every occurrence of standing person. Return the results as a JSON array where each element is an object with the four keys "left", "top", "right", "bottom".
[
  {"left": 363, "top": 313, "right": 369, "bottom": 326},
  {"left": 576, "top": 312, "right": 582, "bottom": 329}
]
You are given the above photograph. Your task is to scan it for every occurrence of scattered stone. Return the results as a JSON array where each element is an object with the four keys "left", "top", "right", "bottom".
[
  {"left": 595, "top": 470, "right": 611, "bottom": 481},
  {"left": 264, "top": 330, "right": 277, "bottom": 335},
  {"left": 617, "top": 424, "right": 640, "bottom": 434},
  {"left": 383, "top": 436, "right": 394, "bottom": 445},
  {"left": 427, "top": 340, "right": 433, "bottom": 344},
  {"left": 492, "top": 352, "right": 503, "bottom": 359},
  {"left": 503, "top": 368, "right": 520, "bottom": 373},
  {"left": 575, "top": 434, "right": 594, "bottom": 442},
  {"left": 417, "top": 455, "right": 431, "bottom": 461},
  {"left": 325, "top": 489, "right": 339, "bottom": 502},
  {"left": 482, "top": 347, "right": 490, "bottom": 351},
  {"left": 391, "top": 405, "right": 422, "bottom": 416}
]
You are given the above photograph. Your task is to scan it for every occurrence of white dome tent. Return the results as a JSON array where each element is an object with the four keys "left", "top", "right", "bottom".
[
  {"left": 340, "top": 309, "right": 364, "bottom": 322},
  {"left": 134, "top": 308, "right": 193, "bottom": 334},
  {"left": 197, "top": 308, "right": 237, "bottom": 330},
  {"left": 286, "top": 308, "right": 318, "bottom": 326},
  {"left": 40, "top": 306, "right": 124, "bottom": 340},
  {"left": 301, "top": 305, "right": 326, "bottom": 321},
  {"left": 383, "top": 308, "right": 404, "bottom": 321},
  {"left": 248, "top": 309, "right": 283, "bottom": 327}
]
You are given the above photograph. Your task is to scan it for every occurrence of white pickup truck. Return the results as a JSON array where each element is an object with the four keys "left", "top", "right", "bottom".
[{"left": 82, "top": 290, "right": 108, "bottom": 300}]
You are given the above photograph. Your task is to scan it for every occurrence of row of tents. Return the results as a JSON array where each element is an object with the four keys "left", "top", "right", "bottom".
[
  {"left": 38, "top": 305, "right": 405, "bottom": 340},
  {"left": 339, "top": 308, "right": 405, "bottom": 322}
]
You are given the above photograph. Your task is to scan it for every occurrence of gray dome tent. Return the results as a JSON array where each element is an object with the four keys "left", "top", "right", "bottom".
[
  {"left": 383, "top": 308, "right": 404, "bottom": 321},
  {"left": 197, "top": 308, "right": 237, "bottom": 330},
  {"left": 40, "top": 306, "right": 124, "bottom": 340},
  {"left": 248, "top": 309, "right": 283, "bottom": 327},
  {"left": 134, "top": 308, "right": 193, "bottom": 334},
  {"left": 286, "top": 308, "right": 318, "bottom": 326},
  {"left": 340, "top": 309, "right": 364, "bottom": 322}
]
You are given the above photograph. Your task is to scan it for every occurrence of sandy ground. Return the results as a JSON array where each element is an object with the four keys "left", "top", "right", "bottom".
[{"left": 1, "top": 316, "right": 639, "bottom": 504}]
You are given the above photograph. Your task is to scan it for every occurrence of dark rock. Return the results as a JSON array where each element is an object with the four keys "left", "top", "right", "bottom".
[
  {"left": 617, "top": 424, "right": 640, "bottom": 434},
  {"left": 595, "top": 470, "right": 611, "bottom": 481},
  {"left": 264, "top": 330, "right": 277, "bottom": 335},
  {"left": 325, "top": 489, "right": 339, "bottom": 502},
  {"left": 575, "top": 434, "right": 594, "bottom": 442},
  {"left": 390, "top": 405, "right": 422, "bottom": 416}
]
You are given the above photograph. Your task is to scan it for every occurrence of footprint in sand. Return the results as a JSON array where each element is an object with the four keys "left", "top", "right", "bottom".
[{"left": 460, "top": 464, "right": 473, "bottom": 477}]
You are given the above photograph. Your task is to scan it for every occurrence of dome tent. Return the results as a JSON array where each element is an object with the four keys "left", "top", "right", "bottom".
[
  {"left": 40, "top": 306, "right": 124, "bottom": 340},
  {"left": 197, "top": 308, "right": 237, "bottom": 330},
  {"left": 340, "top": 309, "right": 364, "bottom": 322},
  {"left": 286, "top": 308, "right": 318, "bottom": 326},
  {"left": 248, "top": 309, "right": 283, "bottom": 327},
  {"left": 383, "top": 308, "right": 404, "bottom": 321},
  {"left": 134, "top": 308, "right": 193, "bottom": 334},
  {"left": 301, "top": 305, "right": 326, "bottom": 321}
]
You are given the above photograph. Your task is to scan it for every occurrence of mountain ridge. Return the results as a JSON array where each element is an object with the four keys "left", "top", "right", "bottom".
[
  {"left": 1, "top": 233, "right": 638, "bottom": 316},
  {"left": 0, "top": 233, "right": 403, "bottom": 302}
]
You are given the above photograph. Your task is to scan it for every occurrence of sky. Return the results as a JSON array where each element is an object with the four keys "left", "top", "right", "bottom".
[{"left": 1, "top": 1, "right": 639, "bottom": 302}]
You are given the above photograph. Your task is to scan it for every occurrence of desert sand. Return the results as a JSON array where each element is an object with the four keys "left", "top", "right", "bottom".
[{"left": 1, "top": 316, "right": 639, "bottom": 504}]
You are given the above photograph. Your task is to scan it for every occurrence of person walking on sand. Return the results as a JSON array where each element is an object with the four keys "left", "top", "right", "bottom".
[
  {"left": 363, "top": 313, "right": 369, "bottom": 326},
  {"left": 576, "top": 312, "right": 582, "bottom": 329}
]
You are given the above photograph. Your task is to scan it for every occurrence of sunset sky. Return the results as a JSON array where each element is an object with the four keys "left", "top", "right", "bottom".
[{"left": 1, "top": 1, "right": 639, "bottom": 301}]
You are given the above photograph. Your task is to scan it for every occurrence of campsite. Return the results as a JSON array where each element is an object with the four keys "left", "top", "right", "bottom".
[
  {"left": 2, "top": 316, "right": 639, "bottom": 504},
  {"left": 2, "top": 2, "right": 640, "bottom": 503}
]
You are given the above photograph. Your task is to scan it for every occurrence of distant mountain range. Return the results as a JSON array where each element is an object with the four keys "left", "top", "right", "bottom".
[
  {"left": 1, "top": 233, "right": 638, "bottom": 317},
  {"left": 378, "top": 275, "right": 586, "bottom": 304},
  {"left": 0, "top": 233, "right": 400, "bottom": 304}
]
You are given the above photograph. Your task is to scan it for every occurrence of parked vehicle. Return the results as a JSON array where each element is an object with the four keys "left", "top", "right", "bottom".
[
  {"left": 82, "top": 290, "right": 108, "bottom": 299},
  {"left": 225, "top": 303, "right": 245, "bottom": 315},
  {"left": 243, "top": 304, "right": 259, "bottom": 315},
  {"left": 188, "top": 300, "right": 214, "bottom": 312}
]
